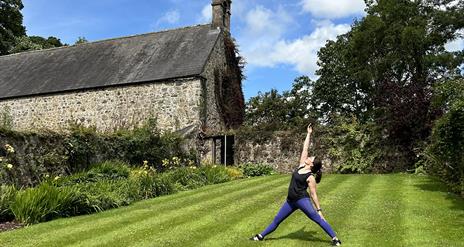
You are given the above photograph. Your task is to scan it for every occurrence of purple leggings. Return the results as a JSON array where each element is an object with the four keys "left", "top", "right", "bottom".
[{"left": 260, "top": 197, "right": 336, "bottom": 238}]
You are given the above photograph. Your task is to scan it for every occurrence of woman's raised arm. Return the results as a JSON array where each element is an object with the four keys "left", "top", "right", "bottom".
[{"left": 299, "top": 124, "right": 312, "bottom": 165}]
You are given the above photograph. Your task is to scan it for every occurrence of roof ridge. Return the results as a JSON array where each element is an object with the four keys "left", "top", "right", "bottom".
[{"left": 0, "top": 24, "right": 213, "bottom": 59}]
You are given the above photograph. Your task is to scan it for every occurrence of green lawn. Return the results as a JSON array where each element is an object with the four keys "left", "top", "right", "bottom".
[{"left": 1, "top": 174, "right": 463, "bottom": 247}]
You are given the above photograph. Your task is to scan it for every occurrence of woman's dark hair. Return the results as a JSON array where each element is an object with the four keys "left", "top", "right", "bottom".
[{"left": 311, "top": 158, "right": 323, "bottom": 184}]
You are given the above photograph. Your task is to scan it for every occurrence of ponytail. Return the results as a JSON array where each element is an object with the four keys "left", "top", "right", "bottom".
[
  {"left": 315, "top": 169, "right": 322, "bottom": 184},
  {"left": 311, "top": 158, "right": 323, "bottom": 184}
]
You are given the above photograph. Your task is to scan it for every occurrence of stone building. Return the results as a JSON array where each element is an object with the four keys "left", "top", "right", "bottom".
[{"left": 0, "top": 0, "right": 244, "bottom": 164}]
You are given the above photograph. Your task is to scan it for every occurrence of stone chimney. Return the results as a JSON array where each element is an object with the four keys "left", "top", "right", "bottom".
[{"left": 212, "top": 0, "right": 231, "bottom": 33}]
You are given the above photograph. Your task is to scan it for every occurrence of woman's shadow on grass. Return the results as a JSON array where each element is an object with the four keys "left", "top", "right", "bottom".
[{"left": 264, "top": 227, "right": 330, "bottom": 244}]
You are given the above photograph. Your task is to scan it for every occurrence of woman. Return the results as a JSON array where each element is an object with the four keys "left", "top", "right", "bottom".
[{"left": 250, "top": 124, "right": 342, "bottom": 246}]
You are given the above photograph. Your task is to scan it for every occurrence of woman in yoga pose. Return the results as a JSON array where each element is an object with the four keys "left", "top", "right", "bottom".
[{"left": 250, "top": 124, "right": 342, "bottom": 246}]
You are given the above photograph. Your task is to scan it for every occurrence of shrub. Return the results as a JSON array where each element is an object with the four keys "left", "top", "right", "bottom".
[
  {"left": 163, "top": 165, "right": 236, "bottom": 191},
  {"left": 66, "top": 119, "right": 189, "bottom": 173},
  {"left": 11, "top": 184, "right": 80, "bottom": 224},
  {"left": 89, "top": 160, "right": 131, "bottom": 179},
  {"left": 130, "top": 171, "right": 177, "bottom": 199},
  {"left": 239, "top": 163, "right": 275, "bottom": 177},
  {"left": 426, "top": 103, "right": 464, "bottom": 194},
  {"left": 7, "top": 161, "right": 239, "bottom": 225},
  {"left": 225, "top": 167, "right": 244, "bottom": 179},
  {"left": 0, "top": 185, "right": 17, "bottom": 222},
  {"left": 198, "top": 165, "right": 232, "bottom": 184},
  {"left": 55, "top": 160, "right": 130, "bottom": 186},
  {"left": 67, "top": 125, "right": 100, "bottom": 172},
  {"left": 151, "top": 173, "right": 177, "bottom": 196},
  {"left": 165, "top": 167, "right": 208, "bottom": 190},
  {"left": 73, "top": 179, "right": 138, "bottom": 213},
  {"left": 0, "top": 118, "right": 191, "bottom": 188},
  {"left": 425, "top": 79, "right": 464, "bottom": 195},
  {"left": 0, "top": 143, "right": 20, "bottom": 186}
]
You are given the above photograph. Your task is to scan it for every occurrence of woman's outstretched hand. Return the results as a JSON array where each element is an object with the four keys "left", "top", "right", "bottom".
[{"left": 307, "top": 123, "right": 313, "bottom": 134}]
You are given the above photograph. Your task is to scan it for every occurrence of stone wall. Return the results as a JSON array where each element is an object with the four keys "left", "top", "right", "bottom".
[
  {"left": 234, "top": 131, "right": 335, "bottom": 173},
  {"left": 0, "top": 130, "right": 68, "bottom": 186},
  {"left": 0, "top": 77, "right": 203, "bottom": 133}
]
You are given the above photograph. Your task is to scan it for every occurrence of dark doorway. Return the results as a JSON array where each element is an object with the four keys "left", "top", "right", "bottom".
[{"left": 220, "top": 135, "right": 235, "bottom": 165}]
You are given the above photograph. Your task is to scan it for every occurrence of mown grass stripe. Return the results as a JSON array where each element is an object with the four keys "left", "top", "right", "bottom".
[
  {"left": 261, "top": 175, "right": 374, "bottom": 247},
  {"left": 122, "top": 175, "right": 294, "bottom": 247},
  {"left": 5, "top": 176, "right": 259, "bottom": 236},
  {"left": 402, "top": 175, "right": 464, "bottom": 246},
  {"left": 1, "top": 175, "right": 463, "bottom": 247},
  {"left": 186, "top": 174, "right": 349, "bottom": 247},
  {"left": 0, "top": 176, "right": 278, "bottom": 247},
  {"left": 276, "top": 175, "right": 376, "bottom": 247},
  {"left": 342, "top": 175, "right": 405, "bottom": 246},
  {"left": 314, "top": 174, "right": 376, "bottom": 247},
  {"left": 219, "top": 175, "right": 368, "bottom": 247},
  {"left": 67, "top": 176, "right": 289, "bottom": 247}
]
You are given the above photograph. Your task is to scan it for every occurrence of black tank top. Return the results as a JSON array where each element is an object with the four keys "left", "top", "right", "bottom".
[{"left": 287, "top": 166, "right": 312, "bottom": 202}]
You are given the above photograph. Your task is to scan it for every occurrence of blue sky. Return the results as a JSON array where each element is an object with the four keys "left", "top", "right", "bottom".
[{"left": 21, "top": 0, "right": 463, "bottom": 100}]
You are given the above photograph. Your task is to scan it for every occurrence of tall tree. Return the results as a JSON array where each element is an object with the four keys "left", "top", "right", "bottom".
[
  {"left": 313, "top": 0, "right": 464, "bottom": 166},
  {"left": 0, "top": 0, "right": 25, "bottom": 55}
]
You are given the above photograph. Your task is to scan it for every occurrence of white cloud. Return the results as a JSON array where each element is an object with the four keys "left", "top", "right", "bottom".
[
  {"left": 239, "top": 11, "right": 350, "bottom": 77},
  {"left": 269, "top": 21, "right": 351, "bottom": 75},
  {"left": 198, "top": 4, "right": 212, "bottom": 23},
  {"left": 156, "top": 10, "right": 180, "bottom": 25},
  {"left": 300, "top": 0, "right": 365, "bottom": 19},
  {"left": 244, "top": 5, "right": 293, "bottom": 39}
]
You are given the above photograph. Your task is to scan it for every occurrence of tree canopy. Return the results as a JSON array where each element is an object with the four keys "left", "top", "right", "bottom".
[
  {"left": 0, "top": 0, "right": 26, "bottom": 55},
  {"left": 245, "top": 76, "right": 315, "bottom": 131},
  {"left": 10, "top": 35, "right": 65, "bottom": 53},
  {"left": 1, "top": 0, "right": 66, "bottom": 55},
  {"left": 244, "top": 0, "right": 464, "bottom": 177},
  {"left": 311, "top": 0, "right": 464, "bottom": 163}
]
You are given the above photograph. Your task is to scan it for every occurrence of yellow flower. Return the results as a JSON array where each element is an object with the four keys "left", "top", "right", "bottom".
[
  {"left": 213, "top": 165, "right": 217, "bottom": 168},
  {"left": 4, "top": 144, "right": 14, "bottom": 154},
  {"left": 143, "top": 160, "right": 148, "bottom": 165},
  {"left": 45, "top": 174, "right": 50, "bottom": 178},
  {"left": 0, "top": 157, "right": 4, "bottom": 162},
  {"left": 5, "top": 163, "right": 13, "bottom": 169},
  {"left": 54, "top": 176, "right": 60, "bottom": 181},
  {"left": 143, "top": 170, "right": 148, "bottom": 175}
]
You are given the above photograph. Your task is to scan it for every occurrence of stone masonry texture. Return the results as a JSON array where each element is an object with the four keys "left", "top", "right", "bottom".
[{"left": 0, "top": 78, "right": 203, "bottom": 133}]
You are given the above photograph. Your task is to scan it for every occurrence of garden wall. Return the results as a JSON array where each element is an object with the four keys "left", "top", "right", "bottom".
[
  {"left": 234, "top": 131, "right": 335, "bottom": 173},
  {"left": 0, "top": 124, "right": 187, "bottom": 187},
  {"left": 0, "top": 130, "right": 68, "bottom": 186}
]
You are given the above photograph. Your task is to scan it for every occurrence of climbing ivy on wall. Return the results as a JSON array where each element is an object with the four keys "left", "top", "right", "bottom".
[{"left": 214, "top": 36, "right": 245, "bottom": 129}]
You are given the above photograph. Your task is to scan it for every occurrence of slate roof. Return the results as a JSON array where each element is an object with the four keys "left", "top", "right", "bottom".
[{"left": 0, "top": 24, "right": 221, "bottom": 99}]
